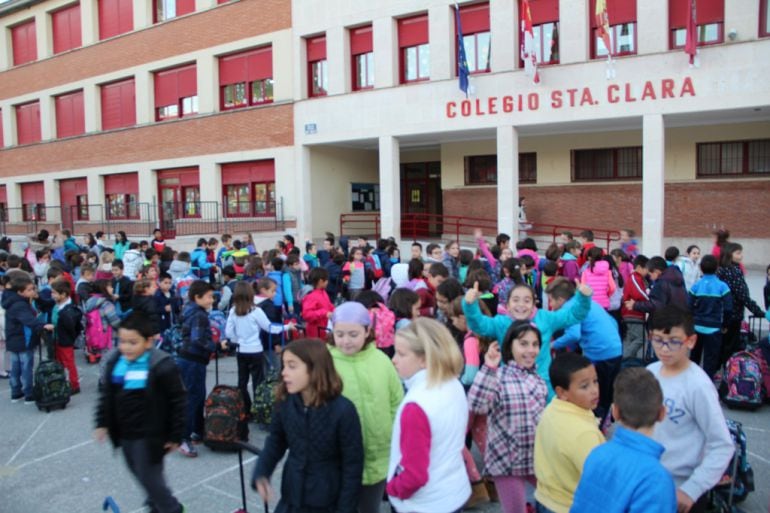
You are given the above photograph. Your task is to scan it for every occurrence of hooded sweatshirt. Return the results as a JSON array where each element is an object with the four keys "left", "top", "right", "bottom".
[
  {"left": 580, "top": 260, "right": 616, "bottom": 310},
  {"left": 3, "top": 290, "right": 46, "bottom": 352},
  {"left": 633, "top": 266, "right": 688, "bottom": 314},
  {"left": 168, "top": 260, "right": 191, "bottom": 284},
  {"left": 122, "top": 249, "right": 144, "bottom": 280}
]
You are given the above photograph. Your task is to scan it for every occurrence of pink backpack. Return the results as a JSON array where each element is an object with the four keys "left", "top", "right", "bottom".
[
  {"left": 371, "top": 303, "right": 396, "bottom": 349},
  {"left": 85, "top": 308, "right": 112, "bottom": 351}
]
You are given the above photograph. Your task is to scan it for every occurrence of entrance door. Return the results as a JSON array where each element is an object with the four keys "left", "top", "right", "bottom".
[
  {"left": 157, "top": 168, "right": 200, "bottom": 239},
  {"left": 401, "top": 162, "right": 442, "bottom": 238},
  {"left": 59, "top": 178, "right": 88, "bottom": 233},
  {"left": 158, "top": 181, "right": 180, "bottom": 239}
]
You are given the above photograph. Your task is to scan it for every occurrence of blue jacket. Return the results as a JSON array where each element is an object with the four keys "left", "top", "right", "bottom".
[
  {"left": 571, "top": 426, "right": 676, "bottom": 513},
  {"left": 2, "top": 290, "right": 46, "bottom": 353},
  {"left": 267, "top": 270, "right": 284, "bottom": 307},
  {"left": 190, "top": 247, "right": 213, "bottom": 275},
  {"left": 552, "top": 300, "right": 623, "bottom": 362},
  {"left": 688, "top": 275, "right": 733, "bottom": 330},
  {"left": 178, "top": 302, "right": 214, "bottom": 365}
]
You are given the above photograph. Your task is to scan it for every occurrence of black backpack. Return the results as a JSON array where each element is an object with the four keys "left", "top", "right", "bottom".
[{"left": 34, "top": 332, "right": 71, "bottom": 412}]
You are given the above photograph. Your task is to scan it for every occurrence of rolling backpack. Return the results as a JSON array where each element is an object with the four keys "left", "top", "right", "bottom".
[
  {"left": 721, "top": 351, "right": 765, "bottom": 410},
  {"left": 371, "top": 303, "right": 395, "bottom": 350},
  {"left": 252, "top": 370, "right": 279, "bottom": 426},
  {"left": 204, "top": 348, "right": 248, "bottom": 451},
  {"left": 84, "top": 307, "right": 113, "bottom": 364},
  {"left": 34, "top": 332, "right": 71, "bottom": 412}
]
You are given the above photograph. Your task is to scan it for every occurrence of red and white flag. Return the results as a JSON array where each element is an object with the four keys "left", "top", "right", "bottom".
[
  {"left": 595, "top": 0, "right": 615, "bottom": 78},
  {"left": 520, "top": 0, "right": 540, "bottom": 84},
  {"left": 684, "top": 0, "right": 699, "bottom": 66}
]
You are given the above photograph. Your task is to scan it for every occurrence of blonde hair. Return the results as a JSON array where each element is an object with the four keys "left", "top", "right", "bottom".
[
  {"left": 99, "top": 251, "right": 114, "bottom": 265},
  {"left": 396, "top": 317, "right": 463, "bottom": 386}
]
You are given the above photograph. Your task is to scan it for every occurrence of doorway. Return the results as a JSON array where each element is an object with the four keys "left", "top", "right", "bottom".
[
  {"left": 157, "top": 168, "right": 200, "bottom": 239},
  {"left": 400, "top": 161, "right": 442, "bottom": 238}
]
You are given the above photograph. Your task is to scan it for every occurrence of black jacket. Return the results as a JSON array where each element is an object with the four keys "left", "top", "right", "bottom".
[
  {"left": 717, "top": 264, "right": 765, "bottom": 323},
  {"left": 178, "top": 302, "right": 214, "bottom": 364},
  {"left": 131, "top": 295, "right": 161, "bottom": 335},
  {"left": 95, "top": 349, "right": 186, "bottom": 463},
  {"left": 53, "top": 303, "right": 83, "bottom": 348},
  {"left": 253, "top": 394, "right": 363, "bottom": 513},
  {"left": 2, "top": 290, "right": 46, "bottom": 353},
  {"left": 112, "top": 276, "right": 133, "bottom": 313},
  {"left": 633, "top": 265, "right": 689, "bottom": 314}
]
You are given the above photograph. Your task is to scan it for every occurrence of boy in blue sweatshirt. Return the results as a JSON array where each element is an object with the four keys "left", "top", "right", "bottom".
[
  {"left": 176, "top": 280, "right": 216, "bottom": 457},
  {"left": 687, "top": 255, "right": 732, "bottom": 379},
  {"left": 571, "top": 367, "right": 676, "bottom": 513}
]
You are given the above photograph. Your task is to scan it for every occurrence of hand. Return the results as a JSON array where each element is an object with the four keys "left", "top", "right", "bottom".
[
  {"left": 575, "top": 279, "right": 592, "bottom": 297},
  {"left": 255, "top": 477, "right": 273, "bottom": 503},
  {"left": 164, "top": 442, "right": 179, "bottom": 453},
  {"left": 473, "top": 228, "right": 483, "bottom": 239},
  {"left": 464, "top": 281, "right": 481, "bottom": 305},
  {"left": 165, "top": 305, "right": 171, "bottom": 312},
  {"left": 93, "top": 428, "right": 108, "bottom": 443},
  {"left": 43, "top": 324, "right": 54, "bottom": 331},
  {"left": 220, "top": 341, "right": 229, "bottom": 351},
  {"left": 484, "top": 343, "right": 501, "bottom": 369},
  {"left": 287, "top": 322, "right": 297, "bottom": 331},
  {"left": 676, "top": 489, "right": 694, "bottom": 513},
  {"left": 624, "top": 299, "right": 635, "bottom": 310}
]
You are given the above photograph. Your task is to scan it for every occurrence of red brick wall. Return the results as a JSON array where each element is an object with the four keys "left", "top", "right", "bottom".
[
  {"left": 0, "top": 104, "right": 293, "bottom": 176},
  {"left": 0, "top": 0, "right": 291, "bottom": 101},
  {"left": 443, "top": 180, "right": 770, "bottom": 238}
]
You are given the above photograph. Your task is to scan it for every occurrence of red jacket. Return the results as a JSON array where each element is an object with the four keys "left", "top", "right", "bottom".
[
  {"left": 621, "top": 271, "right": 649, "bottom": 321},
  {"left": 301, "top": 288, "right": 334, "bottom": 339}
]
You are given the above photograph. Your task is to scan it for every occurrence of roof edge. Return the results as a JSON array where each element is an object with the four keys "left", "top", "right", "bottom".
[{"left": 0, "top": 0, "right": 49, "bottom": 20}]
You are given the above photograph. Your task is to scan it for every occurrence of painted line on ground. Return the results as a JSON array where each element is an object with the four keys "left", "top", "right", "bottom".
[
  {"left": 743, "top": 426, "right": 770, "bottom": 434},
  {"left": 748, "top": 451, "right": 770, "bottom": 465},
  {"left": 16, "top": 439, "right": 94, "bottom": 470},
  {"left": 6, "top": 415, "right": 50, "bottom": 466},
  {"left": 203, "top": 484, "right": 243, "bottom": 502}
]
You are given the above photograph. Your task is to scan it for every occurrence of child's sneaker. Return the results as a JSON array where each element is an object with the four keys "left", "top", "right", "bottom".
[
  {"left": 178, "top": 441, "right": 198, "bottom": 458},
  {"left": 190, "top": 433, "right": 203, "bottom": 445},
  {"left": 11, "top": 393, "right": 23, "bottom": 403},
  {"left": 24, "top": 397, "right": 35, "bottom": 405}
]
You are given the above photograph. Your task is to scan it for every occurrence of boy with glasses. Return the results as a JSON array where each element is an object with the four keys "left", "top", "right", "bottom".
[{"left": 647, "top": 306, "right": 733, "bottom": 513}]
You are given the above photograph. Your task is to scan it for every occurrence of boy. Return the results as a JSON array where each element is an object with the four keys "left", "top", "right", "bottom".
[
  {"left": 44, "top": 280, "right": 83, "bottom": 394},
  {"left": 577, "top": 230, "right": 598, "bottom": 268},
  {"left": 216, "top": 234, "right": 233, "bottom": 268},
  {"left": 154, "top": 272, "right": 176, "bottom": 334},
  {"left": 619, "top": 229, "right": 638, "bottom": 259},
  {"left": 570, "top": 368, "right": 676, "bottom": 513},
  {"left": 190, "top": 238, "right": 215, "bottom": 281},
  {"left": 304, "top": 241, "right": 319, "bottom": 270},
  {"left": 410, "top": 241, "right": 423, "bottom": 261},
  {"left": 111, "top": 259, "right": 134, "bottom": 316},
  {"left": 217, "top": 266, "right": 237, "bottom": 312},
  {"left": 282, "top": 255, "right": 303, "bottom": 316},
  {"left": 176, "top": 280, "right": 216, "bottom": 457},
  {"left": 267, "top": 257, "right": 285, "bottom": 309},
  {"left": 647, "top": 306, "right": 734, "bottom": 513},
  {"left": 426, "top": 243, "right": 443, "bottom": 263},
  {"left": 688, "top": 255, "right": 732, "bottom": 378},
  {"left": 621, "top": 254, "right": 650, "bottom": 361},
  {"left": 534, "top": 352, "right": 605, "bottom": 513},
  {"left": 94, "top": 313, "right": 186, "bottom": 513},
  {"left": 626, "top": 256, "right": 688, "bottom": 315},
  {"left": 76, "top": 264, "right": 95, "bottom": 304},
  {"left": 3, "top": 274, "right": 47, "bottom": 403},
  {"left": 255, "top": 277, "right": 283, "bottom": 371},
  {"left": 94, "top": 231, "right": 107, "bottom": 255},
  {"left": 317, "top": 234, "right": 335, "bottom": 267},
  {"left": 151, "top": 228, "right": 166, "bottom": 254}
]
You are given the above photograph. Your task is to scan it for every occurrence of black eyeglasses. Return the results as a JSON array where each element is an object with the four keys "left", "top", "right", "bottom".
[{"left": 650, "top": 337, "right": 685, "bottom": 351}]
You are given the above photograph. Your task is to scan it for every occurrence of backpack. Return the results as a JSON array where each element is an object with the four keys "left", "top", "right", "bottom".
[
  {"left": 371, "top": 303, "right": 396, "bottom": 349},
  {"left": 721, "top": 419, "right": 755, "bottom": 504},
  {"left": 251, "top": 371, "right": 279, "bottom": 425},
  {"left": 721, "top": 351, "right": 764, "bottom": 410},
  {"left": 372, "top": 277, "right": 393, "bottom": 303},
  {"left": 85, "top": 307, "right": 113, "bottom": 352},
  {"left": 34, "top": 332, "right": 71, "bottom": 411},
  {"left": 204, "top": 385, "right": 248, "bottom": 451},
  {"left": 750, "top": 346, "right": 770, "bottom": 400},
  {"left": 209, "top": 309, "right": 227, "bottom": 344},
  {"left": 158, "top": 323, "right": 184, "bottom": 355},
  {"left": 370, "top": 254, "right": 384, "bottom": 279}
]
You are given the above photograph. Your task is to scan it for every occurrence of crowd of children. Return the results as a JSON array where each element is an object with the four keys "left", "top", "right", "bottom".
[{"left": 2, "top": 225, "right": 769, "bottom": 513}]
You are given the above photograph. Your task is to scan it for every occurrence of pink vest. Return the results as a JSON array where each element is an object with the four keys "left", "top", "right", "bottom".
[{"left": 581, "top": 260, "right": 613, "bottom": 309}]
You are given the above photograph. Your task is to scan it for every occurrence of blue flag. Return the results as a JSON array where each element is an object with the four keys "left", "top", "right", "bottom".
[{"left": 456, "top": 5, "right": 470, "bottom": 97}]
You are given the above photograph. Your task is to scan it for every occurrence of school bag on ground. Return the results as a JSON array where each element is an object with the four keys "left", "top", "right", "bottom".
[
  {"left": 84, "top": 307, "right": 113, "bottom": 364},
  {"left": 34, "top": 332, "right": 71, "bottom": 412},
  {"left": 750, "top": 344, "right": 770, "bottom": 401},
  {"left": 706, "top": 419, "right": 754, "bottom": 511},
  {"left": 720, "top": 351, "right": 765, "bottom": 410},
  {"left": 251, "top": 368, "right": 279, "bottom": 426},
  {"left": 204, "top": 347, "right": 248, "bottom": 451}
]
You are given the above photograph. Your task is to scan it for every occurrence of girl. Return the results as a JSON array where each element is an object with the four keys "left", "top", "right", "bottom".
[
  {"left": 580, "top": 246, "right": 616, "bottom": 310},
  {"left": 716, "top": 243, "right": 766, "bottom": 366},
  {"left": 466, "top": 268, "right": 498, "bottom": 316},
  {"left": 342, "top": 247, "right": 366, "bottom": 300},
  {"left": 96, "top": 251, "right": 114, "bottom": 280},
  {"left": 225, "top": 282, "right": 290, "bottom": 415},
  {"left": 463, "top": 280, "right": 593, "bottom": 397},
  {"left": 468, "top": 322, "right": 547, "bottom": 513},
  {"left": 387, "top": 318, "right": 470, "bottom": 513},
  {"left": 131, "top": 279, "right": 161, "bottom": 337},
  {"left": 560, "top": 241, "right": 581, "bottom": 281},
  {"left": 442, "top": 241, "right": 460, "bottom": 279},
  {"left": 609, "top": 248, "right": 633, "bottom": 286},
  {"left": 84, "top": 279, "right": 122, "bottom": 347},
  {"left": 329, "top": 302, "right": 404, "bottom": 513},
  {"left": 493, "top": 258, "right": 524, "bottom": 315},
  {"left": 678, "top": 245, "right": 702, "bottom": 292},
  {"left": 301, "top": 267, "right": 334, "bottom": 339},
  {"left": 355, "top": 290, "right": 397, "bottom": 358},
  {"left": 113, "top": 231, "right": 129, "bottom": 261},
  {"left": 388, "top": 288, "right": 420, "bottom": 330},
  {"left": 253, "top": 339, "right": 364, "bottom": 513},
  {"left": 83, "top": 233, "right": 98, "bottom": 253},
  {"left": 711, "top": 229, "right": 730, "bottom": 259}
]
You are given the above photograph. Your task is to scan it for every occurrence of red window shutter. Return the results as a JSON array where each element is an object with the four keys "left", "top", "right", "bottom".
[
  {"left": 52, "top": 4, "right": 82, "bottom": 54},
  {"left": 158, "top": 167, "right": 199, "bottom": 186},
  {"left": 219, "top": 52, "right": 248, "bottom": 86},
  {"left": 221, "top": 160, "right": 275, "bottom": 185},
  {"left": 104, "top": 173, "right": 139, "bottom": 195},
  {"left": 21, "top": 182, "right": 45, "bottom": 204},
  {"left": 460, "top": 3, "right": 490, "bottom": 34},
  {"left": 177, "top": 65, "right": 197, "bottom": 99},
  {"left": 16, "top": 101, "right": 41, "bottom": 145},
  {"left": 12, "top": 20, "right": 37, "bottom": 66},
  {"left": 177, "top": 0, "right": 196, "bottom": 16},
  {"left": 526, "top": 0, "right": 559, "bottom": 25},
  {"left": 59, "top": 178, "right": 88, "bottom": 207},
  {"left": 590, "top": 0, "right": 636, "bottom": 27},
  {"left": 0, "top": 185, "right": 7, "bottom": 204},
  {"left": 306, "top": 36, "right": 327, "bottom": 61},
  {"left": 247, "top": 46, "right": 273, "bottom": 81},
  {"left": 670, "top": 0, "right": 723, "bottom": 27},
  {"left": 155, "top": 65, "right": 197, "bottom": 108},
  {"left": 398, "top": 14, "right": 429, "bottom": 47},
  {"left": 101, "top": 78, "right": 135, "bottom": 130},
  {"left": 55, "top": 91, "right": 85, "bottom": 139},
  {"left": 98, "top": 0, "right": 133, "bottom": 39},
  {"left": 350, "top": 25, "right": 373, "bottom": 55}
]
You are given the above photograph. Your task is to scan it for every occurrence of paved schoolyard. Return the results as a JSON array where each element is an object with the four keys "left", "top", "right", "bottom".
[{"left": 0, "top": 268, "right": 768, "bottom": 513}]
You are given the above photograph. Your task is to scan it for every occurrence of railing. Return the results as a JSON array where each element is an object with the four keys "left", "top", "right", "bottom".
[
  {"left": 339, "top": 212, "right": 381, "bottom": 240},
  {"left": 163, "top": 200, "right": 286, "bottom": 237}
]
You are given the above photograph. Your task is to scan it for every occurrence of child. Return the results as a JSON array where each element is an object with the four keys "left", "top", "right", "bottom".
[
  {"left": 225, "top": 282, "right": 291, "bottom": 415},
  {"left": 96, "top": 251, "right": 114, "bottom": 280},
  {"left": 121, "top": 242, "right": 145, "bottom": 281},
  {"left": 254, "top": 278, "right": 284, "bottom": 370},
  {"left": 94, "top": 313, "right": 186, "bottom": 513},
  {"left": 329, "top": 302, "right": 405, "bottom": 513},
  {"left": 621, "top": 255, "right": 650, "bottom": 361},
  {"left": 176, "top": 280, "right": 216, "bottom": 457},
  {"left": 342, "top": 247, "right": 366, "bottom": 300},
  {"left": 216, "top": 234, "right": 233, "bottom": 268},
  {"left": 464, "top": 280, "right": 593, "bottom": 398},
  {"left": 85, "top": 279, "right": 123, "bottom": 348},
  {"left": 493, "top": 257, "right": 524, "bottom": 314},
  {"left": 764, "top": 263, "right": 770, "bottom": 310},
  {"left": 449, "top": 297, "right": 486, "bottom": 388},
  {"left": 626, "top": 256, "right": 688, "bottom": 316},
  {"left": 442, "top": 240, "right": 461, "bottom": 279},
  {"left": 4, "top": 274, "right": 46, "bottom": 402},
  {"left": 387, "top": 318, "right": 470, "bottom": 513},
  {"left": 304, "top": 241, "right": 319, "bottom": 269},
  {"left": 43, "top": 280, "right": 83, "bottom": 394},
  {"left": 0, "top": 276, "right": 8, "bottom": 379},
  {"left": 647, "top": 306, "right": 734, "bottom": 513},
  {"left": 76, "top": 264, "right": 95, "bottom": 303},
  {"left": 389, "top": 288, "right": 421, "bottom": 330},
  {"left": 113, "top": 231, "right": 129, "bottom": 261},
  {"left": 111, "top": 259, "right": 133, "bottom": 316},
  {"left": 410, "top": 241, "right": 423, "bottom": 261},
  {"left": 253, "top": 339, "right": 364, "bottom": 512},
  {"left": 577, "top": 230, "right": 599, "bottom": 268},
  {"left": 190, "top": 238, "right": 215, "bottom": 280},
  {"left": 266, "top": 257, "right": 285, "bottom": 309},
  {"left": 571, "top": 368, "right": 676, "bottom": 513},
  {"left": 216, "top": 266, "right": 237, "bottom": 312},
  {"left": 678, "top": 245, "right": 702, "bottom": 292},
  {"left": 151, "top": 228, "right": 166, "bottom": 254},
  {"left": 130, "top": 278, "right": 161, "bottom": 337},
  {"left": 534, "top": 352, "right": 605, "bottom": 513},
  {"left": 580, "top": 247, "right": 616, "bottom": 311},
  {"left": 688, "top": 255, "right": 732, "bottom": 378},
  {"left": 154, "top": 273, "right": 176, "bottom": 334},
  {"left": 619, "top": 228, "right": 638, "bottom": 259},
  {"left": 282, "top": 254, "right": 303, "bottom": 316},
  {"left": 301, "top": 267, "right": 334, "bottom": 339},
  {"left": 468, "top": 321, "right": 547, "bottom": 513}
]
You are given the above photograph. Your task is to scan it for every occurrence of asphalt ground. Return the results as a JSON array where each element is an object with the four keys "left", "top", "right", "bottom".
[{"left": 0, "top": 268, "right": 768, "bottom": 513}]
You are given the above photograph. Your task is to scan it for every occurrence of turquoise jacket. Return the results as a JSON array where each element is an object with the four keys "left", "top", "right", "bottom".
[{"left": 463, "top": 290, "right": 591, "bottom": 399}]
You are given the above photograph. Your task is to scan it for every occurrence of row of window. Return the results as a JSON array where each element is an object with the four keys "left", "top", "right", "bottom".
[
  {"left": 304, "top": 0, "right": 770, "bottom": 97},
  {"left": 0, "top": 45, "right": 274, "bottom": 146},
  {"left": 462, "top": 139, "right": 770, "bottom": 185},
  {"left": 7, "top": 0, "right": 232, "bottom": 67}
]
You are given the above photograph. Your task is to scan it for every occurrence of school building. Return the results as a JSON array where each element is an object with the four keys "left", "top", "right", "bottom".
[{"left": 1, "top": 0, "right": 769, "bottom": 263}]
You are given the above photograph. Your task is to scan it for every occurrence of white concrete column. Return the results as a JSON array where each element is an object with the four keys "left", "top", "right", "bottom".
[
  {"left": 39, "top": 95, "right": 55, "bottom": 141},
  {"left": 637, "top": 0, "right": 668, "bottom": 54},
  {"left": 83, "top": 83, "right": 99, "bottom": 133},
  {"left": 294, "top": 33, "right": 307, "bottom": 100},
  {"left": 0, "top": 105, "right": 10, "bottom": 147},
  {"left": 559, "top": 0, "right": 588, "bottom": 64},
  {"left": 133, "top": 0, "right": 152, "bottom": 31},
  {"left": 296, "top": 145, "right": 313, "bottom": 240},
  {"left": 428, "top": 5, "right": 453, "bottom": 81},
  {"left": 497, "top": 126, "right": 519, "bottom": 240},
  {"left": 134, "top": 70, "right": 153, "bottom": 125},
  {"left": 87, "top": 173, "right": 105, "bottom": 221},
  {"left": 137, "top": 167, "right": 157, "bottom": 213},
  {"left": 7, "top": 183, "right": 23, "bottom": 223},
  {"left": 642, "top": 114, "right": 665, "bottom": 257},
  {"left": 196, "top": 54, "right": 217, "bottom": 114},
  {"left": 490, "top": 0, "right": 516, "bottom": 72},
  {"left": 45, "top": 178, "right": 61, "bottom": 221},
  {"left": 379, "top": 135, "right": 401, "bottom": 241},
  {"left": 724, "top": 0, "right": 759, "bottom": 44},
  {"left": 198, "top": 161, "right": 219, "bottom": 203},
  {"left": 373, "top": 17, "right": 397, "bottom": 89},
  {"left": 35, "top": 11, "right": 52, "bottom": 60},
  {"left": 272, "top": 29, "right": 293, "bottom": 102},
  {"left": 326, "top": 25, "right": 347, "bottom": 95},
  {"left": 0, "top": 28, "right": 10, "bottom": 70},
  {"left": 81, "top": 0, "right": 98, "bottom": 46}
]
